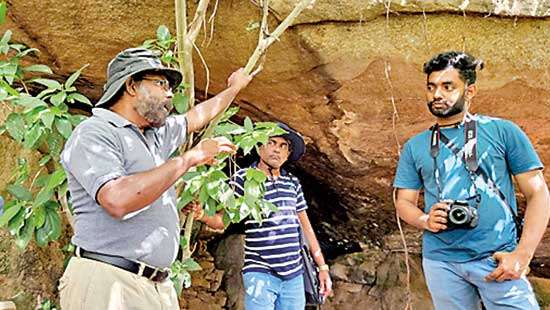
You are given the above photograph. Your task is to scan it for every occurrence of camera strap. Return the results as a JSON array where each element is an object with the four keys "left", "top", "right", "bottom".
[{"left": 430, "top": 115, "right": 522, "bottom": 238}]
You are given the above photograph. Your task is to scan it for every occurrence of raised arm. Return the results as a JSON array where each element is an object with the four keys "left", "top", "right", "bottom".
[{"left": 185, "top": 68, "right": 253, "bottom": 133}]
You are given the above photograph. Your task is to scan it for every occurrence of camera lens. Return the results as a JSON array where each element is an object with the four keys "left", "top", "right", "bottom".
[{"left": 449, "top": 207, "right": 468, "bottom": 225}]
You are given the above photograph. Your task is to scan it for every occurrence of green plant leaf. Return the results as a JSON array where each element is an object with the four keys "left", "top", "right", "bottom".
[
  {"left": 23, "top": 64, "right": 53, "bottom": 74},
  {"left": 50, "top": 92, "right": 66, "bottom": 106},
  {"left": 40, "top": 110, "right": 55, "bottom": 129},
  {"left": 33, "top": 205, "right": 46, "bottom": 228},
  {"left": 156, "top": 25, "right": 171, "bottom": 42},
  {"left": 0, "top": 202, "right": 22, "bottom": 227},
  {"left": 8, "top": 207, "right": 26, "bottom": 235},
  {"left": 32, "top": 78, "right": 62, "bottom": 90},
  {"left": 69, "top": 93, "right": 92, "bottom": 106},
  {"left": 181, "top": 257, "right": 202, "bottom": 271},
  {"left": 0, "top": 3, "right": 7, "bottom": 25},
  {"left": 22, "top": 123, "right": 44, "bottom": 149},
  {"left": 54, "top": 117, "right": 73, "bottom": 139},
  {"left": 7, "top": 184, "right": 33, "bottom": 201},
  {"left": 47, "top": 169, "right": 66, "bottom": 190},
  {"left": 46, "top": 131, "right": 64, "bottom": 156},
  {"left": 0, "top": 30, "right": 12, "bottom": 50},
  {"left": 45, "top": 204, "right": 61, "bottom": 240},
  {"left": 33, "top": 187, "right": 52, "bottom": 208},
  {"left": 244, "top": 117, "right": 253, "bottom": 131},
  {"left": 68, "top": 114, "right": 88, "bottom": 126},
  {"left": 172, "top": 93, "right": 188, "bottom": 114},
  {"left": 38, "top": 155, "right": 52, "bottom": 166},
  {"left": 5, "top": 112, "right": 25, "bottom": 142},
  {"left": 15, "top": 216, "right": 35, "bottom": 249}
]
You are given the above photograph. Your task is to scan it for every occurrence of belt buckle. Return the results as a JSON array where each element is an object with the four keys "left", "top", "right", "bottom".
[{"left": 150, "top": 269, "right": 169, "bottom": 282}]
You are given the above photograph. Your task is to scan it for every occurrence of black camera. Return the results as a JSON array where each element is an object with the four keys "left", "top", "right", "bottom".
[{"left": 442, "top": 199, "right": 479, "bottom": 229}]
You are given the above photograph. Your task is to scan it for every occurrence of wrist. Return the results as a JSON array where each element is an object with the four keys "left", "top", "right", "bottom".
[{"left": 419, "top": 213, "right": 430, "bottom": 231}]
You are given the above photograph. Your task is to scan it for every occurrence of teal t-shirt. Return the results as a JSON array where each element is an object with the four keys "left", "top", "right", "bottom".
[{"left": 393, "top": 114, "right": 543, "bottom": 262}]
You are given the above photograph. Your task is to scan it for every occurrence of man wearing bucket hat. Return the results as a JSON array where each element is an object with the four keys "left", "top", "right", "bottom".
[
  {"left": 59, "top": 47, "right": 253, "bottom": 309},
  {"left": 185, "top": 122, "right": 333, "bottom": 309}
]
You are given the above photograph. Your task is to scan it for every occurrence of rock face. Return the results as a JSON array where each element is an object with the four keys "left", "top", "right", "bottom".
[{"left": 1, "top": 0, "right": 550, "bottom": 308}]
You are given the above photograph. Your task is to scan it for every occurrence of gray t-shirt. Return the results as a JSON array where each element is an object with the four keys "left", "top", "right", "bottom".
[{"left": 61, "top": 108, "right": 188, "bottom": 268}]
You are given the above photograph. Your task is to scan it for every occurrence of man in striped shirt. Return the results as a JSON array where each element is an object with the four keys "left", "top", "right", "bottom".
[{"left": 189, "top": 122, "right": 332, "bottom": 309}]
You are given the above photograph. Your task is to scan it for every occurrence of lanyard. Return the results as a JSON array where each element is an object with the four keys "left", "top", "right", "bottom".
[{"left": 429, "top": 114, "right": 481, "bottom": 205}]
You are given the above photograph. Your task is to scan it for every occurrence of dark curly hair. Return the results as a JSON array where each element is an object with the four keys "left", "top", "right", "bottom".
[{"left": 423, "top": 51, "right": 484, "bottom": 85}]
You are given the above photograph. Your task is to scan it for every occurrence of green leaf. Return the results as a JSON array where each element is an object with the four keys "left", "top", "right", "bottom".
[
  {"left": 64, "top": 68, "right": 83, "bottom": 89},
  {"left": 0, "top": 79, "right": 18, "bottom": 96},
  {"left": 16, "top": 47, "right": 39, "bottom": 58},
  {"left": 46, "top": 131, "right": 64, "bottom": 156},
  {"left": 15, "top": 95, "right": 48, "bottom": 109},
  {"left": 8, "top": 207, "right": 26, "bottom": 235},
  {"left": 215, "top": 123, "right": 245, "bottom": 136},
  {"left": 172, "top": 93, "right": 188, "bottom": 114},
  {"left": 0, "top": 202, "right": 22, "bottom": 227},
  {"left": 0, "top": 30, "right": 12, "bottom": 48},
  {"left": 54, "top": 117, "right": 73, "bottom": 139},
  {"left": 7, "top": 184, "right": 33, "bottom": 201},
  {"left": 0, "top": 3, "right": 7, "bottom": 25},
  {"left": 246, "top": 168, "right": 266, "bottom": 184},
  {"left": 22, "top": 124, "right": 44, "bottom": 149},
  {"left": 69, "top": 93, "right": 92, "bottom": 106},
  {"left": 40, "top": 110, "right": 55, "bottom": 129},
  {"left": 34, "top": 187, "right": 52, "bottom": 208},
  {"left": 50, "top": 92, "right": 66, "bottom": 106},
  {"left": 23, "top": 64, "right": 53, "bottom": 74},
  {"left": 15, "top": 216, "right": 35, "bottom": 249},
  {"left": 244, "top": 117, "right": 253, "bottom": 131},
  {"left": 47, "top": 169, "right": 66, "bottom": 190},
  {"left": 181, "top": 257, "right": 202, "bottom": 271},
  {"left": 38, "top": 155, "right": 52, "bottom": 166},
  {"left": 176, "top": 191, "right": 195, "bottom": 211},
  {"left": 68, "top": 114, "right": 88, "bottom": 126},
  {"left": 32, "top": 78, "right": 62, "bottom": 90},
  {"left": 156, "top": 25, "right": 171, "bottom": 42},
  {"left": 33, "top": 205, "right": 46, "bottom": 228},
  {"left": 45, "top": 205, "right": 61, "bottom": 240},
  {"left": 220, "top": 107, "right": 240, "bottom": 123},
  {"left": 5, "top": 112, "right": 25, "bottom": 142}
]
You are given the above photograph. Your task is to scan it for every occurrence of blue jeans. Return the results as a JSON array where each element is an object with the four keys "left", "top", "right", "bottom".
[
  {"left": 423, "top": 257, "right": 539, "bottom": 309},
  {"left": 243, "top": 272, "right": 305, "bottom": 310}
]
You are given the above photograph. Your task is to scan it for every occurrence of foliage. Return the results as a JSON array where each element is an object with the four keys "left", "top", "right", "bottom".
[{"left": 0, "top": 3, "right": 90, "bottom": 249}]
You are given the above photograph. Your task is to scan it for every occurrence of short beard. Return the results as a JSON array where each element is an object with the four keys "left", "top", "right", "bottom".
[
  {"left": 134, "top": 85, "right": 172, "bottom": 128},
  {"left": 427, "top": 94, "right": 466, "bottom": 118}
]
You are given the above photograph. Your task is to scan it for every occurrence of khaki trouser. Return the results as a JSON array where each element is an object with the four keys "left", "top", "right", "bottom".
[{"left": 59, "top": 257, "right": 179, "bottom": 310}]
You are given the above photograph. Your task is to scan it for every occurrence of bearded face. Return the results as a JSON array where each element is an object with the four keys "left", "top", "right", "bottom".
[
  {"left": 427, "top": 92, "right": 466, "bottom": 118},
  {"left": 133, "top": 82, "right": 173, "bottom": 128}
]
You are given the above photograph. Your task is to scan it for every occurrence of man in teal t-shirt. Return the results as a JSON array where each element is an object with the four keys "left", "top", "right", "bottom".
[{"left": 394, "top": 51, "right": 550, "bottom": 309}]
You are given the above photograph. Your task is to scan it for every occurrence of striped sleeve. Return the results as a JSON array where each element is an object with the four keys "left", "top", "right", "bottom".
[
  {"left": 230, "top": 169, "right": 246, "bottom": 196},
  {"left": 295, "top": 178, "right": 308, "bottom": 212}
]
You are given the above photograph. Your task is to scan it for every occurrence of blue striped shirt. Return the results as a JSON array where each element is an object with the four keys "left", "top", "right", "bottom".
[{"left": 230, "top": 164, "right": 308, "bottom": 280}]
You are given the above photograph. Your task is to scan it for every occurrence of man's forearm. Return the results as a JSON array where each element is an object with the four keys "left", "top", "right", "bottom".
[
  {"left": 395, "top": 199, "right": 429, "bottom": 231},
  {"left": 98, "top": 156, "right": 191, "bottom": 219},
  {"left": 297, "top": 211, "right": 326, "bottom": 266},
  {"left": 186, "top": 86, "right": 239, "bottom": 133},
  {"left": 516, "top": 190, "right": 550, "bottom": 258}
]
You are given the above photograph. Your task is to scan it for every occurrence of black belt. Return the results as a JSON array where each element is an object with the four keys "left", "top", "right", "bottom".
[{"left": 76, "top": 247, "right": 170, "bottom": 283}]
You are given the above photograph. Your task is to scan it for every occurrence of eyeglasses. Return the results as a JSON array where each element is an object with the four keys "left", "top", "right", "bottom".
[{"left": 141, "top": 78, "right": 172, "bottom": 92}]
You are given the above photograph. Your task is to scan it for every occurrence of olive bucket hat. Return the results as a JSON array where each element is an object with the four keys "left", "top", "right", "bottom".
[
  {"left": 277, "top": 122, "right": 305, "bottom": 162},
  {"left": 96, "top": 47, "right": 183, "bottom": 107}
]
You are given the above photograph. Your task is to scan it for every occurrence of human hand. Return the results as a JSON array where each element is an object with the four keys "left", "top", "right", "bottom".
[
  {"left": 318, "top": 269, "right": 332, "bottom": 300},
  {"left": 485, "top": 250, "right": 531, "bottom": 282},
  {"left": 227, "top": 68, "right": 254, "bottom": 92},
  {"left": 181, "top": 200, "right": 204, "bottom": 221},
  {"left": 425, "top": 202, "right": 449, "bottom": 233},
  {"left": 185, "top": 136, "right": 237, "bottom": 167}
]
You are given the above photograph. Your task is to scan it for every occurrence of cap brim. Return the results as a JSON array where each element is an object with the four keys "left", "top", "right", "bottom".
[
  {"left": 95, "top": 67, "right": 183, "bottom": 107},
  {"left": 284, "top": 131, "right": 306, "bottom": 162}
]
